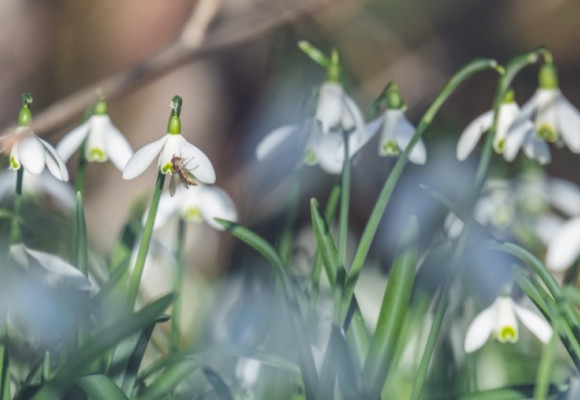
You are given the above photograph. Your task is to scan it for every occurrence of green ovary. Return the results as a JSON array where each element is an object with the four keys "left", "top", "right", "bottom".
[
  {"left": 537, "top": 124, "right": 557, "bottom": 142},
  {"left": 161, "top": 162, "right": 174, "bottom": 174},
  {"left": 495, "top": 138, "right": 506, "bottom": 152},
  {"left": 87, "top": 148, "right": 108, "bottom": 162},
  {"left": 380, "top": 141, "right": 399, "bottom": 156},
  {"left": 497, "top": 326, "right": 518, "bottom": 343},
  {"left": 9, "top": 156, "right": 20, "bottom": 170},
  {"left": 183, "top": 207, "right": 203, "bottom": 223}
]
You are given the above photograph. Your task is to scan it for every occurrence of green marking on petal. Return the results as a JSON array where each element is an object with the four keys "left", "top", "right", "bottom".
[
  {"left": 537, "top": 124, "right": 558, "bottom": 142},
  {"left": 304, "top": 149, "right": 318, "bottom": 165},
  {"left": 380, "top": 141, "right": 399, "bottom": 156},
  {"left": 161, "top": 162, "right": 174, "bottom": 174},
  {"left": 495, "top": 137, "right": 506, "bottom": 153},
  {"left": 183, "top": 207, "right": 203, "bottom": 223},
  {"left": 9, "top": 156, "right": 20, "bottom": 170},
  {"left": 87, "top": 148, "right": 107, "bottom": 162},
  {"left": 497, "top": 325, "right": 518, "bottom": 343}
]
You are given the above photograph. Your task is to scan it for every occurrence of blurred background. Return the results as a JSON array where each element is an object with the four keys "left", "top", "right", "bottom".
[{"left": 1, "top": 0, "right": 580, "bottom": 393}]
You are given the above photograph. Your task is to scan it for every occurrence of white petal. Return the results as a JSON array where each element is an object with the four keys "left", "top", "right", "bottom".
[
  {"left": 534, "top": 214, "right": 565, "bottom": 246},
  {"left": 457, "top": 111, "right": 493, "bottom": 161},
  {"left": 556, "top": 94, "right": 580, "bottom": 153},
  {"left": 33, "top": 171, "right": 75, "bottom": 209},
  {"left": 122, "top": 136, "right": 166, "bottom": 180},
  {"left": 546, "top": 217, "right": 580, "bottom": 271},
  {"left": 494, "top": 297, "right": 519, "bottom": 343},
  {"left": 513, "top": 303, "right": 552, "bottom": 343},
  {"left": 314, "top": 133, "right": 344, "bottom": 174},
  {"left": 523, "top": 133, "right": 551, "bottom": 164},
  {"left": 179, "top": 136, "right": 216, "bottom": 184},
  {"left": 534, "top": 89, "right": 558, "bottom": 137},
  {"left": 379, "top": 109, "right": 400, "bottom": 155},
  {"left": 341, "top": 93, "right": 366, "bottom": 139},
  {"left": 152, "top": 189, "right": 183, "bottom": 229},
  {"left": 256, "top": 124, "right": 299, "bottom": 161},
  {"left": 199, "top": 185, "right": 237, "bottom": 230},
  {"left": 464, "top": 303, "right": 496, "bottom": 353},
  {"left": 24, "top": 247, "right": 91, "bottom": 290},
  {"left": 511, "top": 91, "right": 541, "bottom": 131},
  {"left": 503, "top": 121, "right": 533, "bottom": 161},
  {"left": 37, "top": 138, "right": 69, "bottom": 181},
  {"left": 315, "top": 83, "right": 343, "bottom": 134},
  {"left": 341, "top": 116, "right": 383, "bottom": 157},
  {"left": 394, "top": 113, "right": 426, "bottom": 164},
  {"left": 18, "top": 137, "right": 46, "bottom": 175},
  {"left": 103, "top": 120, "right": 133, "bottom": 171},
  {"left": 56, "top": 121, "right": 90, "bottom": 162},
  {"left": 548, "top": 178, "right": 580, "bottom": 217},
  {"left": 494, "top": 103, "right": 520, "bottom": 151}
]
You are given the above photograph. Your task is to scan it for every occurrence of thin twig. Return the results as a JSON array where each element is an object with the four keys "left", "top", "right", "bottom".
[{"left": 0, "top": 0, "right": 336, "bottom": 138}]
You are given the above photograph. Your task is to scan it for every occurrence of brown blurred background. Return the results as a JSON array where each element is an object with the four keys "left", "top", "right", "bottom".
[{"left": 1, "top": 0, "right": 580, "bottom": 266}]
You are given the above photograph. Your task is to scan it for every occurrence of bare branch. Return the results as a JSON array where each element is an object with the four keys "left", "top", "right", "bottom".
[{"left": 1, "top": 0, "right": 336, "bottom": 138}]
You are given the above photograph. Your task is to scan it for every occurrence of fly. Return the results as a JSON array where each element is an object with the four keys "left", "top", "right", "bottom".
[{"left": 169, "top": 155, "right": 198, "bottom": 196}]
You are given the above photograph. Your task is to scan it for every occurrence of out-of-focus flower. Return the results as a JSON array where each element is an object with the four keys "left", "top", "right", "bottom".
[
  {"left": 122, "top": 96, "right": 215, "bottom": 184},
  {"left": 57, "top": 98, "right": 133, "bottom": 171},
  {"left": 464, "top": 296, "right": 552, "bottom": 353},
  {"left": 10, "top": 244, "right": 91, "bottom": 291},
  {"left": 152, "top": 184, "right": 237, "bottom": 230},
  {"left": 256, "top": 47, "right": 366, "bottom": 174},
  {"left": 546, "top": 217, "right": 580, "bottom": 272},
  {"left": 348, "top": 84, "right": 426, "bottom": 164},
  {"left": 456, "top": 90, "right": 546, "bottom": 163},
  {"left": 0, "top": 170, "right": 75, "bottom": 209},
  {"left": 0, "top": 94, "right": 68, "bottom": 181},
  {"left": 510, "top": 63, "right": 580, "bottom": 155}
]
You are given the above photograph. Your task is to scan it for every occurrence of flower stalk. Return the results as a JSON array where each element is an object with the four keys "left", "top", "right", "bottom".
[{"left": 170, "top": 219, "right": 186, "bottom": 352}]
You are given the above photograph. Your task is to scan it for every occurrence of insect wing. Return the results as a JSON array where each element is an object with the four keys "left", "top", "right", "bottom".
[{"left": 169, "top": 173, "right": 178, "bottom": 197}]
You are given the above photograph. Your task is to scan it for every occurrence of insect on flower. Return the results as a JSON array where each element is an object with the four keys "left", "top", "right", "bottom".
[{"left": 169, "top": 155, "right": 198, "bottom": 197}]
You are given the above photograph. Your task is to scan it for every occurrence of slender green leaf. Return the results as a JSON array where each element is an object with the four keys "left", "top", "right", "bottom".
[
  {"left": 215, "top": 219, "right": 318, "bottom": 399},
  {"left": 310, "top": 198, "right": 339, "bottom": 289},
  {"left": 202, "top": 367, "right": 233, "bottom": 400},
  {"left": 363, "top": 216, "right": 418, "bottom": 397},
  {"left": 0, "top": 343, "right": 10, "bottom": 400},
  {"left": 534, "top": 327, "right": 558, "bottom": 400},
  {"left": 32, "top": 294, "right": 174, "bottom": 399},
  {"left": 76, "top": 375, "right": 129, "bottom": 400},
  {"left": 75, "top": 192, "right": 88, "bottom": 275},
  {"left": 138, "top": 359, "right": 202, "bottom": 400}
]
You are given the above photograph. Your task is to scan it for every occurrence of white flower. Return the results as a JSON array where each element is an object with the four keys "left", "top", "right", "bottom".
[
  {"left": 0, "top": 170, "right": 75, "bottom": 209},
  {"left": 256, "top": 82, "right": 366, "bottom": 174},
  {"left": 546, "top": 217, "right": 580, "bottom": 272},
  {"left": 10, "top": 244, "right": 91, "bottom": 291},
  {"left": 361, "top": 109, "right": 426, "bottom": 164},
  {"left": 464, "top": 296, "right": 552, "bottom": 353},
  {"left": 57, "top": 113, "right": 133, "bottom": 171},
  {"left": 122, "top": 131, "right": 215, "bottom": 184},
  {"left": 456, "top": 96, "right": 547, "bottom": 163},
  {"left": 0, "top": 126, "right": 69, "bottom": 181},
  {"left": 152, "top": 184, "right": 237, "bottom": 230}
]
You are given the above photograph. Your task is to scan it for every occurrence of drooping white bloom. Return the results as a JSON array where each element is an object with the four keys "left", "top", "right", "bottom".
[
  {"left": 256, "top": 82, "right": 366, "bottom": 174},
  {"left": 464, "top": 296, "right": 552, "bottom": 353},
  {"left": 122, "top": 105, "right": 215, "bottom": 184},
  {"left": 10, "top": 244, "right": 91, "bottom": 291},
  {"left": 0, "top": 170, "right": 75, "bottom": 209},
  {"left": 0, "top": 126, "right": 69, "bottom": 182},
  {"left": 57, "top": 100, "right": 133, "bottom": 171},
  {"left": 456, "top": 92, "right": 546, "bottom": 163},
  {"left": 152, "top": 184, "right": 237, "bottom": 230}
]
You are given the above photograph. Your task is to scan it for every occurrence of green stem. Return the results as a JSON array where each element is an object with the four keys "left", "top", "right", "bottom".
[
  {"left": 171, "top": 219, "right": 186, "bottom": 352},
  {"left": 279, "top": 169, "right": 302, "bottom": 267},
  {"left": 127, "top": 171, "right": 166, "bottom": 309},
  {"left": 339, "top": 131, "right": 351, "bottom": 266},
  {"left": 75, "top": 192, "right": 88, "bottom": 275},
  {"left": 343, "top": 59, "right": 500, "bottom": 324},
  {"left": 75, "top": 142, "right": 87, "bottom": 194},
  {"left": 9, "top": 168, "right": 24, "bottom": 245}
]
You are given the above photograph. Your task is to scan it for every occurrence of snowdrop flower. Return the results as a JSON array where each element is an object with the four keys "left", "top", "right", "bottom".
[
  {"left": 456, "top": 90, "right": 545, "bottom": 163},
  {"left": 351, "top": 84, "right": 426, "bottom": 164},
  {"left": 510, "top": 63, "right": 580, "bottom": 154},
  {"left": 0, "top": 94, "right": 68, "bottom": 181},
  {"left": 152, "top": 184, "right": 237, "bottom": 230},
  {"left": 256, "top": 48, "right": 367, "bottom": 174},
  {"left": 122, "top": 96, "right": 215, "bottom": 184},
  {"left": 57, "top": 98, "right": 133, "bottom": 171},
  {"left": 464, "top": 296, "right": 552, "bottom": 353},
  {"left": 546, "top": 217, "right": 580, "bottom": 272},
  {"left": 10, "top": 244, "right": 91, "bottom": 291}
]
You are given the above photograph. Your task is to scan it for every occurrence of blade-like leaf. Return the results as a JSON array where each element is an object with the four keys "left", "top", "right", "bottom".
[
  {"left": 138, "top": 359, "right": 202, "bottom": 400},
  {"left": 76, "top": 375, "right": 129, "bottom": 400},
  {"left": 363, "top": 216, "right": 419, "bottom": 398},
  {"left": 310, "top": 198, "right": 339, "bottom": 290},
  {"left": 202, "top": 367, "right": 233, "bottom": 400},
  {"left": 32, "top": 294, "right": 174, "bottom": 399}
]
